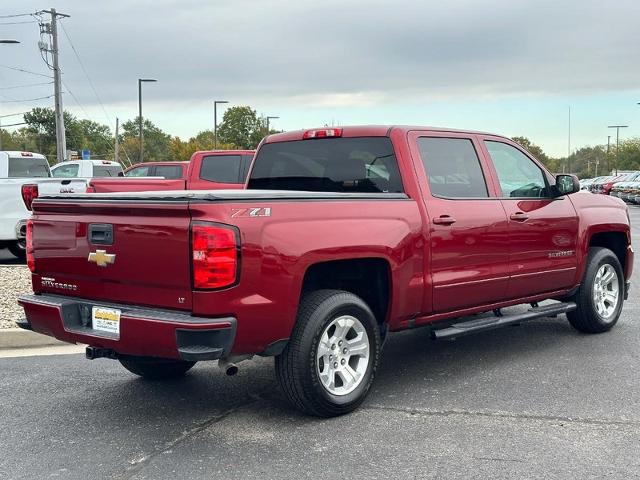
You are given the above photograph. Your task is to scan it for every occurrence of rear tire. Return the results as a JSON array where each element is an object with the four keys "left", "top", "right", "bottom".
[
  {"left": 119, "top": 356, "right": 196, "bottom": 379},
  {"left": 567, "top": 247, "right": 624, "bottom": 333},
  {"left": 8, "top": 241, "right": 26, "bottom": 260},
  {"left": 275, "top": 289, "right": 381, "bottom": 417}
]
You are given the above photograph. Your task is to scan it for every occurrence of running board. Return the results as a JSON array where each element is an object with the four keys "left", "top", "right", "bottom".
[{"left": 431, "top": 302, "right": 577, "bottom": 340}]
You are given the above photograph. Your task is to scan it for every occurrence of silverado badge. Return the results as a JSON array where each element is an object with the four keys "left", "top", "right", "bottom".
[{"left": 88, "top": 249, "right": 116, "bottom": 267}]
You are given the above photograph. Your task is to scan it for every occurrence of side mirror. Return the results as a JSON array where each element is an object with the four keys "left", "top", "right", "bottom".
[{"left": 554, "top": 174, "right": 580, "bottom": 196}]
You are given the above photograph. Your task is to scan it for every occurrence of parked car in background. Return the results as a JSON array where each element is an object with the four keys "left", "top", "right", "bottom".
[
  {"left": 579, "top": 178, "right": 596, "bottom": 191},
  {"left": 610, "top": 172, "right": 640, "bottom": 201},
  {"left": 0, "top": 151, "right": 88, "bottom": 259},
  {"left": 88, "top": 150, "right": 254, "bottom": 193},
  {"left": 20, "top": 126, "right": 633, "bottom": 417},
  {"left": 51, "top": 160, "right": 123, "bottom": 178},
  {"left": 125, "top": 161, "right": 188, "bottom": 179},
  {"left": 590, "top": 173, "right": 637, "bottom": 195}
]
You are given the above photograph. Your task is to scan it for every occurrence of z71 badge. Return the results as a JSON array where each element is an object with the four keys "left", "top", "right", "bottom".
[{"left": 231, "top": 207, "right": 271, "bottom": 218}]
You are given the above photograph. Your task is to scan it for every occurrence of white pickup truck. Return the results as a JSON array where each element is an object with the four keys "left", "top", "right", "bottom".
[
  {"left": 50, "top": 159, "right": 123, "bottom": 178},
  {"left": 0, "top": 151, "right": 88, "bottom": 259}
]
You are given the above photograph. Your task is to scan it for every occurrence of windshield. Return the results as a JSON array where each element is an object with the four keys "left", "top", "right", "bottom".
[
  {"left": 8, "top": 157, "right": 51, "bottom": 178},
  {"left": 248, "top": 137, "right": 403, "bottom": 193}
]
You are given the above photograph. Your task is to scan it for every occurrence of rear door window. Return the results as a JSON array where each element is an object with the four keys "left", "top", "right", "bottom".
[
  {"left": 155, "top": 165, "right": 184, "bottom": 179},
  {"left": 200, "top": 155, "right": 242, "bottom": 183},
  {"left": 417, "top": 137, "right": 488, "bottom": 198},
  {"left": 247, "top": 137, "right": 403, "bottom": 192},
  {"left": 8, "top": 157, "right": 50, "bottom": 177}
]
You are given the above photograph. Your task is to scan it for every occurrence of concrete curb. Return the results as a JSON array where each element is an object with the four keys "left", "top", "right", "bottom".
[{"left": 0, "top": 328, "right": 67, "bottom": 349}]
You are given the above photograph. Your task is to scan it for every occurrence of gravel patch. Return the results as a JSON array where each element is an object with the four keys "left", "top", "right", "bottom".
[{"left": 0, "top": 266, "right": 32, "bottom": 329}]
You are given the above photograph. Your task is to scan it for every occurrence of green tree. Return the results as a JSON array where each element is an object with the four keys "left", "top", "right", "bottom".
[
  {"left": 217, "top": 106, "right": 265, "bottom": 149},
  {"left": 120, "top": 117, "right": 171, "bottom": 162},
  {"left": 511, "top": 136, "right": 560, "bottom": 173}
]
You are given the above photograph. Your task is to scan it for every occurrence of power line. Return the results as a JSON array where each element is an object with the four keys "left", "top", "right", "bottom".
[
  {"left": 0, "top": 13, "right": 34, "bottom": 19},
  {"left": 0, "top": 111, "right": 28, "bottom": 118},
  {"left": 0, "top": 81, "right": 53, "bottom": 90},
  {"left": 0, "top": 94, "right": 54, "bottom": 103},
  {"left": 57, "top": 24, "right": 132, "bottom": 165},
  {"left": 0, "top": 121, "right": 27, "bottom": 127},
  {"left": 59, "top": 21, "right": 112, "bottom": 125},
  {"left": 0, "top": 20, "right": 36, "bottom": 25},
  {"left": 0, "top": 64, "right": 53, "bottom": 78}
]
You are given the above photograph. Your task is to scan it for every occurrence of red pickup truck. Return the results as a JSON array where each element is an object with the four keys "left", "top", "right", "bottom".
[
  {"left": 88, "top": 150, "right": 254, "bottom": 193},
  {"left": 19, "top": 126, "right": 633, "bottom": 417}
]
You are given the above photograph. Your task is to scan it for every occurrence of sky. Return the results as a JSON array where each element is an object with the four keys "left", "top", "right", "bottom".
[{"left": 1, "top": 0, "right": 639, "bottom": 157}]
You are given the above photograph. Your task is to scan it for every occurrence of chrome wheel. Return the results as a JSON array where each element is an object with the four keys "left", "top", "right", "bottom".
[
  {"left": 316, "top": 315, "right": 370, "bottom": 396},
  {"left": 592, "top": 264, "right": 620, "bottom": 321}
]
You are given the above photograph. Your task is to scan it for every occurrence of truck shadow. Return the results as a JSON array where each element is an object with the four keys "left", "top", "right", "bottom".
[{"left": 67, "top": 316, "right": 592, "bottom": 425}]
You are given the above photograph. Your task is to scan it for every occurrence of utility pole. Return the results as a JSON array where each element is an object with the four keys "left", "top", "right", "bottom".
[
  {"left": 114, "top": 117, "right": 119, "bottom": 164},
  {"left": 213, "top": 100, "right": 228, "bottom": 149},
  {"left": 608, "top": 125, "right": 628, "bottom": 175},
  {"left": 39, "top": 9, "right": 70, "bottom": 163}
]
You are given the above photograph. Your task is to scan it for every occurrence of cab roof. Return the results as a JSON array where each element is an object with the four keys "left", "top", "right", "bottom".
[{"left": 263, "top": 125, "right": 510, "bottom": 143}]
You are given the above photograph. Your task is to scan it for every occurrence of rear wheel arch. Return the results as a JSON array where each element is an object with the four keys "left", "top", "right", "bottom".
[{"left": 299, "top": 257, "right": 392, "bottom": 330}]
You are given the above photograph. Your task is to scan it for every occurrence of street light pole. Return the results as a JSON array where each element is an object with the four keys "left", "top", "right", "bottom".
[
  {"left": 266, "top": 116, "right": 279, "bottom": 137},
  {"left": 213, "top": 100, "right": 229, "bottom": 149},
  {"left": 0, "top": 40, "right": 20, "bottom": 44},
  {"left": 608, "top": 125, "right": 628, "bottom": 175},
  {"left": 138, "top": 78, "right": 157, "bottom": 162}
]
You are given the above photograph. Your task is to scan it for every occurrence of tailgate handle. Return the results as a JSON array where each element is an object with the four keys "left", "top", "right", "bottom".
[{"left": 89, "top": 223, "right": 114, "bottom": 245}]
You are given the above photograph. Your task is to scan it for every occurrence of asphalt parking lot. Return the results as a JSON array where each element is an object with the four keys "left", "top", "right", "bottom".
[{"left": 1, "top": 207, "right": 640, "bottom": 479}]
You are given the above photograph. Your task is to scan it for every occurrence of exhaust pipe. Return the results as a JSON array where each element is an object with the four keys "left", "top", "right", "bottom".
[
  {"left": 85, "top": 346, "right": 118, "bottom": 360},
  {"left": 218, "top": 360, "right": 238, "bottom": 376}
]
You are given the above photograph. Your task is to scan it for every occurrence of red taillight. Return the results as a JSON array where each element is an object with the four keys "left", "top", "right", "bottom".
[
  {"left": 302, "top": 128, "right": 342, "bottom": 139},
  {"left": 26, "top": 219, "right": 35, "bottom": 273},
  {"left": 21, "top": 184, "right": 39, "bottom": 211},
  {"left": 191, "top": 222, "right": 239, "bottom": 289}
]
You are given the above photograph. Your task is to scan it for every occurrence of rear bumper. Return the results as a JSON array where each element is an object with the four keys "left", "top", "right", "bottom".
[{"left": 18, "top": 294, "right": 236, "bottom": 361}]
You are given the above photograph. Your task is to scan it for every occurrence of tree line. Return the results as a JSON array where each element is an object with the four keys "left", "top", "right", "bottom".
[
  {"left": 0, "top": 105, "right": 276, "bottom": 165},
  {"left": 1, "top": 106, "right": 638, "bottom": 177}
]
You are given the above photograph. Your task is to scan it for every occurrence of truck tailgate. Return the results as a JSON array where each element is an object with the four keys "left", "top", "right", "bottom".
[{"left": 31, "top": 198, "right": 193, "bottom": 311}]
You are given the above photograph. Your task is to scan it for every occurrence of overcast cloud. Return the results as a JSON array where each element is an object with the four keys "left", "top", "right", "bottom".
[{"left": 1, "top": 0, "right": 639, "bottom": 155}]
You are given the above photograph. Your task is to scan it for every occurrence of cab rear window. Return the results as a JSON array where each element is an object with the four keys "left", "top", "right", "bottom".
[
  {"left": 8, "top": 157, "right": 50, "bottom": 178},
  {"left": 248, "top": 137, "right": 403, "bottom": 193},
  {"left": 93, "top": 165, "right": 123, "bottom": 177}
]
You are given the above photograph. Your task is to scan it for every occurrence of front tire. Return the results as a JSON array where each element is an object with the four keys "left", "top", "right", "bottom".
[
  {"left": 567, "top": 247, "right": 624, "bottom": 333},
  {"left": 8, "top": 241, "right": 26, "bottom": 260},
  {"left": 276, "top": 289, "right": 381, "bottom": 417},
  {"left": 119, "top": 356, "right": 196, "bottom": 379}
]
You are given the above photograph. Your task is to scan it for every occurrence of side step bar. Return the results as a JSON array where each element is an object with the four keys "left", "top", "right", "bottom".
[{"left": 431, "top": 302, "right": 577, "bottom": 340}]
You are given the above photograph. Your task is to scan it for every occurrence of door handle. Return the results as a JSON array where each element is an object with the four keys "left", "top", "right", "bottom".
[
  {"left": 433, "top": 215, "right": 456, "bottom": 225},
  {"left": 509, "top": 212, "right": 529, "bottom": 222}
]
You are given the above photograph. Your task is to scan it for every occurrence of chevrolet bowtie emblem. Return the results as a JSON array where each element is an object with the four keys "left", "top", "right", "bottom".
[{"left": 88, "top": 249, "right": 116, "bottom": 267}]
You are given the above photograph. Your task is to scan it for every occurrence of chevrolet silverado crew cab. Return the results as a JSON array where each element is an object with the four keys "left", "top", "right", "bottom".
[
  {"left": 19, "top": 126, "right": 633, "bottom": 417},
  {"left": 87, "top": 150, "right": 255, "bottom": 193}
]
